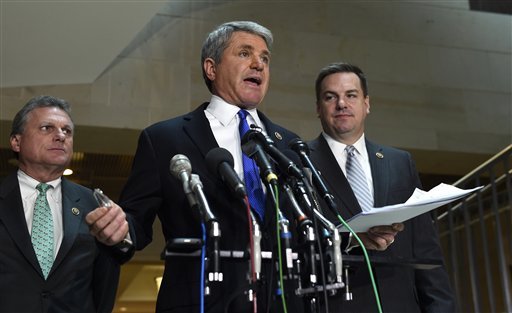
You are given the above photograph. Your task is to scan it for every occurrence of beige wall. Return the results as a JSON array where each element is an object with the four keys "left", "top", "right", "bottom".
[{"left": 1, "top": 1, "right": 511, "bottom": 155}]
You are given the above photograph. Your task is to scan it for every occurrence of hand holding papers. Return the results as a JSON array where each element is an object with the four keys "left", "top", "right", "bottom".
[{"left": 337, "top": 183, "right": 482, "bottom": 232}]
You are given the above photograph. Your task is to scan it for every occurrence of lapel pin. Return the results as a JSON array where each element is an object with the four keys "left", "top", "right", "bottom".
[
  {"left": 376, "top": 152, "right": 384, "bottom": 159},
  {"left": 274, "top": 132, "right": 283, "bottom": 141},
  {"left": 71, "top": 207, "right": 80, "bottom": 216}
]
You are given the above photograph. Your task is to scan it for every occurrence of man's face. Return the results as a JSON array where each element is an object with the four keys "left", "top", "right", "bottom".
[
  {"left": 204, "top": 31, "right": 271, "bottom": 109},
  {"left": 316, "top": 72, "right": 370, "bottom": 144},
  {"left": 10, "top": 106, "right": 74, "bottom": 177}
]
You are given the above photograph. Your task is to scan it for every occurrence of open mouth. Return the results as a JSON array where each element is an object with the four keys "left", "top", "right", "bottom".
[{"left": 244, "top": 77, "right": 262, "bottom": 86}]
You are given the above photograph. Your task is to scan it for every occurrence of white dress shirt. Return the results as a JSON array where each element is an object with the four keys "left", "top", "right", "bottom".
[
  {"left": 18, "top": 169, "right": 64, "bottom": 258},
  {"left": 205, "top": 95, "right": 267, "bottom": 181},
  {"left": 322, "top": 132, "right": 374, "bottom": 199}
]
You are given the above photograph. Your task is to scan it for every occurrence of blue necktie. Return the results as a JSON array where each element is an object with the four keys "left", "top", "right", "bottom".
[
  {"left": 238, "top": 110, "right": 266, "bottom": 220},
  {"left": 31, "top": 183, "right": 54, "bottom": 279},
  {"left": 345, "top": 145, "right": 373, "bottom": 212}
]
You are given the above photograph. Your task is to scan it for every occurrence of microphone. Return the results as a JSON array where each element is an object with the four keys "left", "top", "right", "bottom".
[
  {"left": 289, "top": 138, "right": 339, "bottom": 215},
  {"left": 282, "top": 150, "right": 319, "bottom": 215},
  {"left": 189, "top": 174, "right": 223, "bottom": 282},
  {"left": 281, "top": 150, "right": 345, "bottom": 286},
  {"left": 189, "top": 174, "right": 216, "bottom": 223},
  {"left": 243, "top": 130, "right": 304, "bottom": 180},
  {"left": 170, "top": 154, "right": 216, "bottom": 222},
  {"left": 282, "top": 181, "right": 310, "bottom": 227},
  {"left": 170, "top": 154, "right": 222, "bottom": 282},
  {"left": 284, "top": 149, "right": 343, "bottom": 284},
  {"left": 241, "top": 131, "right": 297, "bottom": 281},
  {"left": 170, "top": 154, "right": 197, "bottom": 208},
  {"left": 204, "top": 148, "right": 262, "bottom": 284},
  {"left": 205, "top": 147, "right": 247, "bottom": 198},
  {"left": 241, "top": 137, "right": 278, "bottom": 184}
]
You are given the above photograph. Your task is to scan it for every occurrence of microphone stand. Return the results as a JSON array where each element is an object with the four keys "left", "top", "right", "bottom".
[
  {"left": 290, "top": 140, "right": 353, "bottom": 301},
  {"left": 266, "top": 178, "right": 295, "bottom": 308},
  {"left": 311, "top": 209, "right": 343, "bottom": 286},
  {"left": 278, "top": 210, "right": 294, "bottom": 280},
  {"left": 287, "top": 176, "right": 346, "bottom": 312},
  {"left": 248, "top": 209, "right": 262, "bottom": 303},
  {"left": 189, "top": 174, "right": 223, "bottom": 294},
  {"left": 282, "top": 181, "right": 319, "bottom": 313}
]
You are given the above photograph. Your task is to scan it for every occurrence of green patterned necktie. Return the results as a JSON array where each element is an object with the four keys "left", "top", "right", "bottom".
[{"left": 31, "top": 183, "right": 54, "bottom": 279}]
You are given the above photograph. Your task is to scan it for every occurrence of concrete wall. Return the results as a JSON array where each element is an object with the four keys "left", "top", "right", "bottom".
[{"left": 1, "top": 1, "right": 510, "bottom": 156}]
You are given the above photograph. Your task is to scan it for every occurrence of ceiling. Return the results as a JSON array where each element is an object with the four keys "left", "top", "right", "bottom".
[{"left": 0, "top": 1, "right": 165, "bottom": 88}]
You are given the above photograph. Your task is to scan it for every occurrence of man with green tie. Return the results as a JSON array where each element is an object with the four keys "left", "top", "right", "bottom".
[{"left": 0, "top": 95, "right": 131, "bottom": 312}]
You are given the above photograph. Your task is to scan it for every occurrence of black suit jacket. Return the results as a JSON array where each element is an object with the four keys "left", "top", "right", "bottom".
[
  {"left": 0, "top": 172, "right": 120, "bottom": 313},
  {"left": 120, "top": 103, "right": 305, "bottom": 312},
  {"left": 308, "top": 134, "right": 456, "bottom": 313}
]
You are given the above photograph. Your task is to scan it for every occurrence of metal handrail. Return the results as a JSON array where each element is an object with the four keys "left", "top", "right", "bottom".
[
  {"left": 435, "top": 143, "right": 512, "bottom": 313},
  {"left": 453, "top": 144, "right": 512, "bottom": 186},
  {"left": 437, "top": 169, "right": 511, "bottom": 221}
]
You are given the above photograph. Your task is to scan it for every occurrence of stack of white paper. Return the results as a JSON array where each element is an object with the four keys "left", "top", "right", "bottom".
[{"left": 337, "top": 183, "right": 482, "bottom": 232}]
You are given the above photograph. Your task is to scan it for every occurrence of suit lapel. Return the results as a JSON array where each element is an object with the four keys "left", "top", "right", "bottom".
[
  {"left": 258, "top": 111, "right": 286, "bottom": 148},
  {"left": 309, "top": 135, "right": 362, "bottom": 218},
  {"left": 182, "top": 103, "right": 220, "bottom": 158},
  {"left": 51, "top": 179, "right": 84, "bottom": 271},
  {"left": 183, "top": 104, "right": 286, "bottom": 156},
  {"left": 366, "top": 140, "right": 389, "bottom": 208},
  {"left": 0, "top": 172, "right": 45, "bottom": 275}
]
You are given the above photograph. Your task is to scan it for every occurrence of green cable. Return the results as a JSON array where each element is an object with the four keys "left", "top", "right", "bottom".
[
  {"left": 272, "top": 185, "right": 288, "bottom": 313},
  {"left": 336, "top": 214, "right": 383, "bottom": 313}
]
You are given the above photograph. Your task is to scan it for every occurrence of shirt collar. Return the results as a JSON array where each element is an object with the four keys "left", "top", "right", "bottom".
[
  {"left": 322, "top": 132, "right": 367, "bottom": 157},
  {"left": 18, "top": 169, "right": 62, "bottom": 191},
  {"left": 207, "top": 95, "right": 261, "bottom": 127}
]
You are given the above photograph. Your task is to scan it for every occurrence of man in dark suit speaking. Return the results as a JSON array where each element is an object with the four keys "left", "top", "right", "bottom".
[
  {"left": 0, "top": 95, "right": 130, "bottom": 312},
  {"left": 89, "top": 21, "right": 305, "bottom": 312},
  {"left": 308, "top": 62, "right": 456, "bottom": 312}
]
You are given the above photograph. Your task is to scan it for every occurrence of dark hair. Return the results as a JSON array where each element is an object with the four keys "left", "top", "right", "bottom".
[
  {"left": 201, "top": 21, "right": 273, "bottom": 93},
  {"left": 10, "top": 95, "right": 73, "bottom": 137},
  {"left": 315, "top": 62, "right": 369, "bottom": 102}
]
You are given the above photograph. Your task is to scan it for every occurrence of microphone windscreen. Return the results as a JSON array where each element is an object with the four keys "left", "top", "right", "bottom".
[
  {"left": 288, "top": 137, "right": 310, "bottom": 155},
  {"left": 240, "top": 129, "right": 262, "bottom": 146},
  {"left": 205, "top": 147, "right": 235, "bottom": 176},
  {"left": 170, "top": 154, "right": 191, "bottom": 178}
]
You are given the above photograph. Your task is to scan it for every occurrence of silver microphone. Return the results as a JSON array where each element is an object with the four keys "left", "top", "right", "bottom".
[{"left": 170, "top": 154, "right": 197, "bottom": 208}]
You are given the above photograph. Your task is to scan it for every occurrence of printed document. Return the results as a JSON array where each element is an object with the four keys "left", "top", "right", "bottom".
[{"left": 337, "top": 183, "right": 482, "bottom": 232}]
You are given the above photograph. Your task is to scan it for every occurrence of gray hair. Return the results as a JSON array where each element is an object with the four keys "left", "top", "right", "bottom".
[
  {"left": 10, "top": 95, "right": 73, "bottom": 137},
  {"left": 201, "top": 21, "right": 273, "bottom": 93}
]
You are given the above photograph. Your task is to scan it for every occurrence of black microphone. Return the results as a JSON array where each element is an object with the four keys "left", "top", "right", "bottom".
[
  {"left": 289, "top": 138, "right": 339, "bottom": 215},
  {"left": 170, "top": 154, "right": 197, "bottom": 208},
  {"left": 282, "top": 149, "right": 319, "bottom": 215},
  {"left": 243, "top": 130, "right": 304, "bottom": 180},
  {"left": 241, "top": 136, "right": 278, "bottom": 184},
  {"left": 205, "top": 147, "right": 247, "bottom": 198}
]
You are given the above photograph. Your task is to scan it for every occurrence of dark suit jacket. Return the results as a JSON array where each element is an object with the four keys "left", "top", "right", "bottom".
[
  {"left": 119, "top": 103, "right": 305, "bottom": 312},
  {"left": 309, "top": 134, "right": 456, "bottom": 313},
  {"left": 0, "top": 172, "right": 121, "bottom": 313}
]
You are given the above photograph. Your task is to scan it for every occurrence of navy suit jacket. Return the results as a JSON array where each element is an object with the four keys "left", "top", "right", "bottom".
[
  {"left": 0, "top": 172, "right": 121, "bottom": 313},
  {"left": 120, "top": 103, "right": 305, "bottom": 312},
  {"left": 308, "top": 134, "right": 456, "bottom": 313}
]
